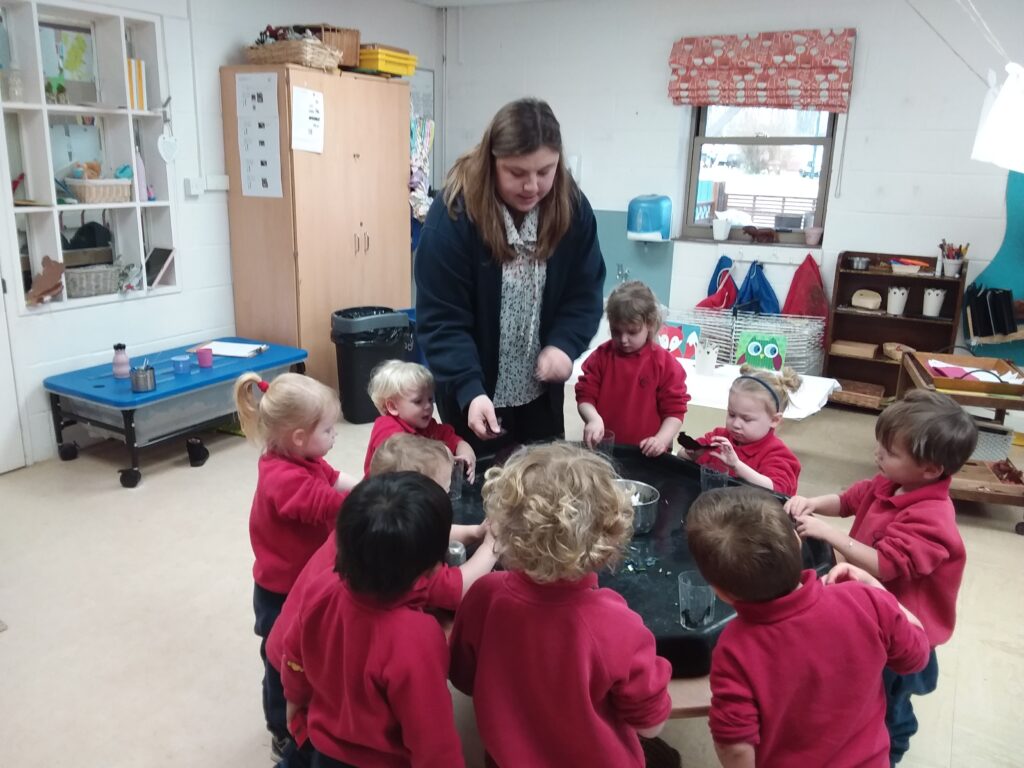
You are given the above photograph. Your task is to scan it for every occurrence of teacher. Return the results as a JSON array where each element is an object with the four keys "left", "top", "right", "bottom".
[{"left": 415, "top": 98, "right": 606, "bottom": 452}]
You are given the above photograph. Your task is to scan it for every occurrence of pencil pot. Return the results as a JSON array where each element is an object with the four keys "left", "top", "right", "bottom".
[
  {"left": 130, "top": 365, "right": 156, "bottom": 393},
  {"left": 886, "top": 287, "right": 909, "bottom": 316},
  {"left": 922, "top": 288, "right": 947, "bottom": 318}
]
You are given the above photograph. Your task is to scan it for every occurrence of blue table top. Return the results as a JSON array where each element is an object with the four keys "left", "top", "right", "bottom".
[{"left": 43, "top": 337, "right": 308, "bottom": 409}]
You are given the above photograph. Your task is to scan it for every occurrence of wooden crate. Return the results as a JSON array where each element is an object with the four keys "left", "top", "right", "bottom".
[
  {"left": 950, "top": 459, "right": 1024, "bottom": 504},
  {"left": 912, "top": 352, "right": 1024, "bottom": 397},
  {"left": 830, "top": 340, "right": 879, "bottom": 359},
  {"left": 829, "top": 378, "right": 886, "bottom": 409}
]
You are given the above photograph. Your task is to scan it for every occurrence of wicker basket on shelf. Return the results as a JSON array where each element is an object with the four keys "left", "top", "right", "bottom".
[
  {"left": 245, "top": 38, "right": 341, "bottom": 70},
  {"left": 65, "top": 264, "right": 120, "bottom": 298},
  {"left": 64, "top": 179, "right": 133, "bottom": 204}
]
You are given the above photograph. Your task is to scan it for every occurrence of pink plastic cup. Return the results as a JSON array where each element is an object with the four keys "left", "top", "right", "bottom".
[{"left": 196, "top": 347, "right": 213, "bottom": 368}]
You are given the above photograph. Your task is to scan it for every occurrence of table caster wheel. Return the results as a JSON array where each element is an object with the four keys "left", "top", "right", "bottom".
[
  {"left": 58, "top": 443, "right": 78, "bottom": 461},
  {"left": 119, "top": 468, "right": 142, "bottom": 488},
  {"left": 1016, "top": 521, "right": 1024, "bottom": 536}
]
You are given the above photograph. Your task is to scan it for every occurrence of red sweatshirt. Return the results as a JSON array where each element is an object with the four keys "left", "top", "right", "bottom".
[
  {"left": 249, "top": 453, "right": 347, "bottom": 594},
  {"left": 281, "top": 569, "right": 465, "bottom": 768},
  {"left": 266, "top": 532, "right": 463, "bottom": 674},
  {"left": 695, "top": 427, "right": 801, "bottom": 496},
  {"left": 840, "top": 474, "right": 965, "bottom": 646},
  {"left": 364, "top": 414, "right": 463, "bottom": 475},
  {"left": 709, "top": 571, "right": 930, "bottom": 767},
  {"left": 449, "top": 571, "right": 671, "bottom": 768},
  {"left": 575, "top": 341, "right": 689, "bottom": 446}
]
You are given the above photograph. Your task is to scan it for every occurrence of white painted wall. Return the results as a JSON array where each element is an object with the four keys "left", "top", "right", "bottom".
[
  {"left": 442, "top": 0, "right": 1022, "bottom": 308},
  {"left": 6, "top": 0, "right": 442, "bottom": 465}
]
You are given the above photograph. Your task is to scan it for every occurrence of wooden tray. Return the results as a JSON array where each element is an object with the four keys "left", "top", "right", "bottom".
[
  {"left": 831, "top": 340, "right": 879, "bottom": 359},
  {"left": 911, "top": 352, "right": 1024, "bottom": 397},
  {"left": 829, "top": 378, "right": 886, "bottom": 409},
  {"left": 950, "top": 459, "right": 1024, "bottom": 505}
]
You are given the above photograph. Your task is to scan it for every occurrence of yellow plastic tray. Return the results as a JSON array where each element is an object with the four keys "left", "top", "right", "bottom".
[{"left": 359, "top": 48, "right": 417, "bottom": 76}]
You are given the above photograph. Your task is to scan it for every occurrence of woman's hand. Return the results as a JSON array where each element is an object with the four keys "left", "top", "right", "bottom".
[
  {"left": 467, "top": 395, "right": 501, "bottom": 440},
  {"left": 535, "top": 346, "right": 573, "bottom": 383}
]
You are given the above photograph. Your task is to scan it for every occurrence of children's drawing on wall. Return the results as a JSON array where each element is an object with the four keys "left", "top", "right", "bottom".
[
  {"left": 39, "top": 23, "right": 96, "bottom": 104},
  {"left": 658, "top": 322, "right": 701, "bottom": 359},
  {"left": 735, "top": 331, "right": 787, "bottom": 370}
]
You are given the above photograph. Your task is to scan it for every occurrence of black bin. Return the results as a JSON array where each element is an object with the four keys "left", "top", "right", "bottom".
[{"left": 331, "top": 307, "right": 412, "bottom": 424}]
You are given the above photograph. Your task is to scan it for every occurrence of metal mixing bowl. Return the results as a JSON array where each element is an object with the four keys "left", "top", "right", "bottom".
[{"left": 615, "top": 479, "right": 660, "bottom": 534}]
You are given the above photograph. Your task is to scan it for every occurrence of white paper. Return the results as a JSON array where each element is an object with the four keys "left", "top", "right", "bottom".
[
  {"left": 238, "top": 116, "right": 282, "bottom": 198},
  {"left": 291, "top": 87, "right": 325, "bottom": 154},
  {"left": 236, "top": 72, "right": 278, "bottom": 117},
  {"left": 199, "top": 341, "right": 269, "bottom": 357}
]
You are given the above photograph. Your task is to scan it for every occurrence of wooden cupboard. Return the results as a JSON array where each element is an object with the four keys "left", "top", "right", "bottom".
[{"left": 220, "top": 65, "right": 410, "bottom": 389}]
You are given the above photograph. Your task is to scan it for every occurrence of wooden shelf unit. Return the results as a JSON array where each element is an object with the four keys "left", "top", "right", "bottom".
[{"left": 825, "top": 251, "right": 967, "bottom": 407}]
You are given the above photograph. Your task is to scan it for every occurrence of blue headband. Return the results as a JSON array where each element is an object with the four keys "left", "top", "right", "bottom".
[{"left": 735, "top": 375, "right": 781, "bottom": 412}]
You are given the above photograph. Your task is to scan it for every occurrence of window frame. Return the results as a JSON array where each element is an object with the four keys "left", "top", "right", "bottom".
[{"left": 682, "top": 107, "right": 838, "bottom": 244}]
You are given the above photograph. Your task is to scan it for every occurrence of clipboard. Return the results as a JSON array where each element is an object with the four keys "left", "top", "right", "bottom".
[{"left": 145, "top": 247, "right": 175, "bottom": 288}]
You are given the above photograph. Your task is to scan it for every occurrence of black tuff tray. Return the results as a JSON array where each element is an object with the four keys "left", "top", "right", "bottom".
[{"left": 452, "top": 444, "right": 834, "bottom": 678}]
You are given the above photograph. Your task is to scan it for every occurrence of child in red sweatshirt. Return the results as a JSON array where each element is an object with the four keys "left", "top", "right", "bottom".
[
  {"left": 576, "top": 280, "right": 689, "bottom": 456},
  {"left": 688, "top": 487, "right": 931, "bottom": 768},
  {"left": 234, "top": 371, "right": 357, "bottom": 762},
  {"left": 364, "top": 359, "right": 476, "bottom": 480},
  {"left": 678, "top": 365, "right": 802, "bottom": 495},
  {"left": 450, "top": 443, "right": 672, "bottom": 767},
  {"left": 281, "top": 472, "right": 467, "bottom": 768},
  {"left": 787, "top": 390, "right": 977, "bottom": 764},
  {"left": 266, "top": 434, "right": 497, "bottom": 765}
]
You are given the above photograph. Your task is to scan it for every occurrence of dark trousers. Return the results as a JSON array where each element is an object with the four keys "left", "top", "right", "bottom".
[
  {"left": 437, "top": 386, "right": 565, "bottom": 460},
  {"left": 276, "top": 739, "right": 314, "bottom": 768},
  {"left": 311, "top": 748, "right": 357, "bottom": 768},
  {"left": 253, "top": 583, "right": 289, "bottom": 740},
  {"left": 883, "top": 649, "right": 939, "bottom": 765}
]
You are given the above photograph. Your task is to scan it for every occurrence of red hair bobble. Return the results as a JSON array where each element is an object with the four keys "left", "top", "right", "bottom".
[{"left": 257, "top": 380, "right": 269, "bottom": 393}]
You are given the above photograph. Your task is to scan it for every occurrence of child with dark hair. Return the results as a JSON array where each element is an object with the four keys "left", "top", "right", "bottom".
[
  {"left": 576, "top": 280, "right": 689, "bottom": 456},
  {"left": 281, "top": 472, "right": 466, "bottom": 768},
  {"left": 786, "top": 390, "right": 978, "bottom": 764},
  {"left": 688, "top": 487, "right": 930, "bottom": 768}
]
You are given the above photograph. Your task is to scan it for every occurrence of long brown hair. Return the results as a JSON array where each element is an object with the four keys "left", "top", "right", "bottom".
[{"left": 444, "top": 98, "right": 577, "bottom": 263}]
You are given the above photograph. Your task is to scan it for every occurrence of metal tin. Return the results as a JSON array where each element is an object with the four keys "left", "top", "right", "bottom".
[
  {"left": 445, "top": 541, "right": 467, "bottom": 567},
  {"left": 130, "top": 365, "right": 156, "bottom": 392}
]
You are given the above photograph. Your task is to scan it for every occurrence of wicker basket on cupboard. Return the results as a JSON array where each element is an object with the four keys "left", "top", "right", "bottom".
[
  {"left": 64, "top": 178, "right": 133, "bottom": 204},
  {"left": 65, "top": 264, "right": 120, "bottom": 298},
  {"left": 245, "top": 38, "right": 341, "bottom": 70}
]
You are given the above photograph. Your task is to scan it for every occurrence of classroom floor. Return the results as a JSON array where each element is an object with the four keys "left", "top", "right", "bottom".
[{"left": 1, "top": 391, "right": 1021, "bottom": 768}]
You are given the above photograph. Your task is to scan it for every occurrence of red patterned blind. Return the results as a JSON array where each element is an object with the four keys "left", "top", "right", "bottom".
[{"left": 668, "top": 28, "right": 856, "bottom": 112}]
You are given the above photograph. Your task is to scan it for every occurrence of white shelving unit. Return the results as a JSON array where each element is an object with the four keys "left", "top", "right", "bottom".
[{"left": 0, "top": 0, "right": 177, "bottom": 314}]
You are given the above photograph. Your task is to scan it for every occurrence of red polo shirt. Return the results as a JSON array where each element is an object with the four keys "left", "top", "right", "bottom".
[
  {"left": 840, "top": 474, "right": 966, "bottom": 646},
  {"left": 710, "top": 571, "right": 930, "bottom": 767},
  {"left": 281, "top": 570, "right": 465, "bottom": 768},
  {"left": 575, "top": 341, "right": 690, "bottom": 446},
  {"left": 249, "top": 453, "right": 347, "bottom": 594},
  {"left": 695, "top": 427, "right": 801, "bottom": 496},
  {"left": 363, "top": 414, "right": 463, "bottom": 475},
  {"left": 449, "top": 571, "right": 671, "bottom": 768}
]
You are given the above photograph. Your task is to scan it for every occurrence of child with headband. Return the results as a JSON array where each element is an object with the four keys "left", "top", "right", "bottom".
[{"left": 678, "top": 365, "right": 802, "bottom": 495}]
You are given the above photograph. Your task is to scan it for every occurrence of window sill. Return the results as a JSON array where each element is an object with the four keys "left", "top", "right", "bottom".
[{"left": 674, "top": 235, "right": 823, "bottom": 249}]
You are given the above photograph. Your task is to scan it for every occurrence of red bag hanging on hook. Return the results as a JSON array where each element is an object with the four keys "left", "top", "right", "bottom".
[
  {"left": 696, "top": 263, "right": 738, "bottom": 310},
  {"left": 782, "top": 254, "right": 829, "bottom": 320}
]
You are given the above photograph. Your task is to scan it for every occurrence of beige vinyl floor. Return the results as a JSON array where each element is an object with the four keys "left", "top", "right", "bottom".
[{"left": 1, "top": 389, "right": 1022, "bottom": 768}]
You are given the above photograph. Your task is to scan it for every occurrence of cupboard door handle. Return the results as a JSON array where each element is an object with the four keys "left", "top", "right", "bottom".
[
  {"left": 364, "top": 233, "right": 370, "bottom": 253},
  {"left": 354, "top": 233, "right": 360, "bottom": 254}
]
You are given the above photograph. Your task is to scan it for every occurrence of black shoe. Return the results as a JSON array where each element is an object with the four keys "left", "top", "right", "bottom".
[
  {"left": 271, "top": 734, "right": 290, "bottom": 763},
  {"left": 186, "top": 437, "right": 209, "bottom": 467},
  {"left": 640, "top": 735, "right": 683, "bottom": 768}
]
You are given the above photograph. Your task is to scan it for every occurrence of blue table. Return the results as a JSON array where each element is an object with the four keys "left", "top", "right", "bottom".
[{"left": 43, "top": 337, "right": 307, "bottom": 487}]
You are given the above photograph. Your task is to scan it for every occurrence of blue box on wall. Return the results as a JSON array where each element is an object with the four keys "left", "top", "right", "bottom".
[{"left": 627, "top": 195, "right": 672, "bottom": 241}]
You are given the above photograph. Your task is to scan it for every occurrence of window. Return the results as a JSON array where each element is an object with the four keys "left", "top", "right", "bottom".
[{"left": 683, "top": 106, "right": 837, "bottom": 243}]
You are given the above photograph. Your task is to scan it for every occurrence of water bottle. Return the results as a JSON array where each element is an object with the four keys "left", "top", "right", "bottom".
[
  {"left": 445, "top": 541, "right": 467, "bottom": 567},
  {"left": 112, "top": 343, "right": 130, "bottom": 379}
]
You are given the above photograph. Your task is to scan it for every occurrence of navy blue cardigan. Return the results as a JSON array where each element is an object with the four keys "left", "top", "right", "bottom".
[{"left": 414, "top": 189, "right": 606, "bottom": 412}]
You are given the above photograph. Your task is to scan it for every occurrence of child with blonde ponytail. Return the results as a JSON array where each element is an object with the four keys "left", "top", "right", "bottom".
[
  {"left": 679, "top": 365, "right": 803, "bottom": 495},
  {"left": 233, "top": 371, "right": 356, "bottom": 762}
]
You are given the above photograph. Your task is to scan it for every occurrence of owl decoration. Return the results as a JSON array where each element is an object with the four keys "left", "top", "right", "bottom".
[{"left": 735, "top": 332, "right": 787, "bottom": 371}]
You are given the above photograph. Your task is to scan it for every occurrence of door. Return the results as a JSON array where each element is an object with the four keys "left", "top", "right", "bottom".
[{"left": 0, "top": 287, "right": 26, "bottom": 474}]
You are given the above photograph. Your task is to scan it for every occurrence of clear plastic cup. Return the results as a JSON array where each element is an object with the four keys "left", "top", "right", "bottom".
[{"left": 678, "top": 570, "right": 716, "bottom": 629}]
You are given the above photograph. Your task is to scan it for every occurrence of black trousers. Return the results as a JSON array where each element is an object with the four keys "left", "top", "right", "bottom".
[
  {"left": 437, "top": 386, "right": 565, "bottom": 461},
  {"left": 253, "top": 583, "right": 289, "bottom": 740},
  {"left": 310, "top": 748, "right": 357, "bottom": 768}
]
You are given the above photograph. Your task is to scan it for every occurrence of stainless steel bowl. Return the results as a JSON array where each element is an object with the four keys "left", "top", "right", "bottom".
[
  {"left": 848, "top": 256, "right": 870, "bottom": 270},
  {"left": 615, "top": 479, "right": 660, "bottom": 534}
]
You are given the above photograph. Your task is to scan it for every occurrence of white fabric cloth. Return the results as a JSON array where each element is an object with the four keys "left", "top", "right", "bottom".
[
  {"left": 972, "top": 63, "right": 1024, "bottom": 173},
  {"left": 493, "top": 206, "right": 546, "bottom": 408}
]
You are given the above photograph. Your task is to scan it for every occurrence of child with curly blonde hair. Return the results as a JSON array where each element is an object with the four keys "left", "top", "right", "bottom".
[
  {"left": 233, "top": 371, "right": 357, "bottom": 761},
  {"left": 364, "top": 359, "right": 477, "bottom": 481},
  {"left": 449, "top": 443, "right": 671, "bottom": 767}
]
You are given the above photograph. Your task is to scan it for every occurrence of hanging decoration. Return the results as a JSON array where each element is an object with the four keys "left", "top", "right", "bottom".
[{"left": 667, "top": 28, "right": 856, "bottom": 112}]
